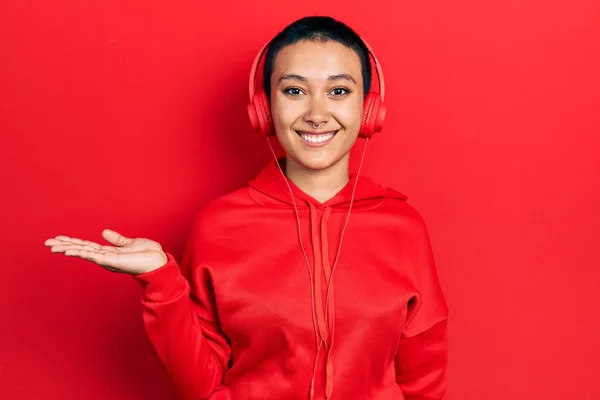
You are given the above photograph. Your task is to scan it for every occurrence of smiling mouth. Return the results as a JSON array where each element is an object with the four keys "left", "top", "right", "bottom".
[{"left": 295, "top": 130, "right": 338, "bottom": 144}]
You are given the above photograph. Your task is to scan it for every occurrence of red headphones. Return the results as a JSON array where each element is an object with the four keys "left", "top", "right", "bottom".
[{"left": 247, "top": 37, "right": 387, "bottom": 140}]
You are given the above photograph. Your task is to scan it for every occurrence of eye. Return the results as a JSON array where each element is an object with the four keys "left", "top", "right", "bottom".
[
  {"left": 284, "top": 87, "right": 304, "bottom": 96},
  {"left": 330, "top": 87, "right": 350, "bottom": 97}
]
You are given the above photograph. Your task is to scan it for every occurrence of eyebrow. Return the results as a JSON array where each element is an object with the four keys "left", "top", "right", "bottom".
[{"left": 278, "top": 73, "right": 357, "bottom": 85}]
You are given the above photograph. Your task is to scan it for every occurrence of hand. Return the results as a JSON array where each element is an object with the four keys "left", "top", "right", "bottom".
[{"left": 44, "top": 229, "right": 169, "bottom": 275}]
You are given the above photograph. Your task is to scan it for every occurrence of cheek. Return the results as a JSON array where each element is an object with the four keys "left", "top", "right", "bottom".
[
  {"left": 333, "top": 100, "right": 364, "bottom": 128},
  {"left": 270, "top": 97, "right": 300, "bottom": 128}
]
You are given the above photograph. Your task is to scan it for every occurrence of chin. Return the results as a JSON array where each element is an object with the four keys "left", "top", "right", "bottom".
[
  {"left": 298, "top": 156, "right": 336, "bottom": 171},
  {"left": 277, "top": 128, "right": 357, "bottom": 172},
  {"left": 288, "top": 148, "right": 349, "bottom": 173}
]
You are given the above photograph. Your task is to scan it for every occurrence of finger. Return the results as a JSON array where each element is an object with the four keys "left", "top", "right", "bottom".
[
  {"left": 54, "top": 235, "right": 78, "bottom": 242},
  {"left": 44, "top": 238, "right": 61, "bottom": 246},
  {"left": 45, "top": 236, "right": 102, "bottom": 249},
  {"left": 50, "top": 242, "right": 119, "bottom": 255},
  {"left": 45, "top": 237, "right": 119, "bottom": 253},
  {"left": 101, "top": 229, "right": 132, "bottom": 247},
  {"left": 64, "top": 247, "right": 124, "bottom": 270},
  {"left": 65, "top": 237, "right": 103, "bottom": 250},
  {"left": 44, "top": 236, "right": 75, "bottom": 246},
  {"left": 64, "top": 247, "right": 107, "bottom": 264},
  {"left": 45, "top": 238, "right": 85, "bottom": 249}
]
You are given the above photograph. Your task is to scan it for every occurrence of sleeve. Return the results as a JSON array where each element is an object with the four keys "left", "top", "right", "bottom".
[
  {"left": 395, "top": 211, "right": 449, "bottom": 400},
  {"left": 132, "top": 214, "right": 232, "bottom": 400}
]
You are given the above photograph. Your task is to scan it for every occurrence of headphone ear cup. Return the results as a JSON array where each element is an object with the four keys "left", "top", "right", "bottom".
[
  {"left": 247, "top": 90, "right": 274, "bottom": 137},
  {"left": 247, "top": 101, "right": 261, "bottom": 134},
  {"left": 359, "top": 92, "right": 386, "bottom": 139}
]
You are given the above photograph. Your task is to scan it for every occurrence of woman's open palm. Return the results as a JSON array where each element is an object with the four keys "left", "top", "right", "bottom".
[{"left": 44, "top": 229, "right": 168, "bottom": 275}]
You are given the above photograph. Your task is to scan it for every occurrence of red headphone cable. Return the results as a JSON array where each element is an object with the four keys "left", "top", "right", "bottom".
[
  {"left": 265, "top": 136, "right": 370, "bottom": 399},
  {"left": 266, "top": 137, "right": 321, "bottom": 399}
]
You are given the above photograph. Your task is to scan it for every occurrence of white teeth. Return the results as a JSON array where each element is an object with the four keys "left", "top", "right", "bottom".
[{"left": 299, "top": 132, "right": 335, "bottom": 143}]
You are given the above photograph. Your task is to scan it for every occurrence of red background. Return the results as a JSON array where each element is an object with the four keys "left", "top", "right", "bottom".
[{"left": 2, "top": 0, "right": 599, "bottom": 399}]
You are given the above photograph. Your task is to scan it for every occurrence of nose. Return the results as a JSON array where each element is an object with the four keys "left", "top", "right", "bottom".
[{"left": 303, "top": 94, "right": 329, "bottom": 127}]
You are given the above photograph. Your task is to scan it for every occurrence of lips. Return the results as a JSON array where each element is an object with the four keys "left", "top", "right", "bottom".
[
  {"left": 295, "top": 130, "right": 338, "bottom": 146},
  {"left": 295, "top": 131, "right": 337, "bottom": 136}
]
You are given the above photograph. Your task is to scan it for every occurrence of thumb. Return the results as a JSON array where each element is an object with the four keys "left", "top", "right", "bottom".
[{"left": 102, "top": 229, "right": 133, "bottom": 247}]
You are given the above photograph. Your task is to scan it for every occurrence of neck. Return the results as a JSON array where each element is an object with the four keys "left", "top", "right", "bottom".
[{"left": 284, "top": 154, "right": 350, "bottom": 204}]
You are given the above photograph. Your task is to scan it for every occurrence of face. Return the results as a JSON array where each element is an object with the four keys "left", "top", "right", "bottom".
[{"left": 269, "top": 40, "right": 364, "bottom": 173}]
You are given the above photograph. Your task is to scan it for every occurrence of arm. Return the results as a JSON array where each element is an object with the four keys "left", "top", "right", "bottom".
[
  {"left": 395, "top": 212, "right": 449, "bottom": 399},
  {"left": 133, "top": 218, "right": 231, "bottom": 400},
  {"left": 395, "top": 319, "right": 448, "bottom": 399}
]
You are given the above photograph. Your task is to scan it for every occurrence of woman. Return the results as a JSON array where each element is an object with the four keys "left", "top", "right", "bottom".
[{"left": 45, "top": 16, "right": 449, "bottom": 400}]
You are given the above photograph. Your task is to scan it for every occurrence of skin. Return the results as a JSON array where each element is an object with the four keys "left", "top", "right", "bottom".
[
  {"left": 44, "top": 39, "right": 367, "bottom": 274},
  {"left": 44, "top": 229, "right": 168, "bottom": 275},
  {"left": 269, "top": 39, "right": 365, "bottom": 204}
]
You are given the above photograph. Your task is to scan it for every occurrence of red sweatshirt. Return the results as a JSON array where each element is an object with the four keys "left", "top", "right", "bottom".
[{"left": 133, "top": 157, "right": 449, "bottom": 400}]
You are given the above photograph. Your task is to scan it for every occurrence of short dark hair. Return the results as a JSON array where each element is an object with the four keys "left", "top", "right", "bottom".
[{"left": 262, "top": 16, "right": 372, "bottom": 99}]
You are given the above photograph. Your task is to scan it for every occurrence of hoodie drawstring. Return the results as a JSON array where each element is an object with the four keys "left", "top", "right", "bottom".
[
  {"left": 265, "top": 136, "right": 371, "bottom": 399},
  {"left": 320, "top": 207, "right": 335, "bottom": 399},
  {"left": 311, "top": 203, "right": 330, "bottom": 347}
]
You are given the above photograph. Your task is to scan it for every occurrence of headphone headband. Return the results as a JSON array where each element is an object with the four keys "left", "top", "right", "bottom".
[{"left": 248, "top": 37, "right": 385, "bottom": 102}]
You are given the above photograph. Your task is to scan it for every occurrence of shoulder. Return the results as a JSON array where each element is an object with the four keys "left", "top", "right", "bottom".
[
  {"left": 201, "top": 186, "right": 253, "bottom": 215},
  {"left": 186, "top": 186, "right": 254, "bottom": 237},
  {"left": 366, "top": 178, "right": 430, "bottom": 238}
]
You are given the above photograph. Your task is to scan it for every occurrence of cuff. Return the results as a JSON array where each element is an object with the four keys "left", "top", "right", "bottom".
[{"left": 132, "top": 251, "right": 189, "bottom": 302}]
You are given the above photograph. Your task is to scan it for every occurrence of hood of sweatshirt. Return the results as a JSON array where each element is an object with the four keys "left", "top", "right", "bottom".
[
  {"left": 248, "top": 157, "right": 408, "bottom": 209},
  {"left": 247, "top": 156, "right": 408, "bottom": 399}
]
